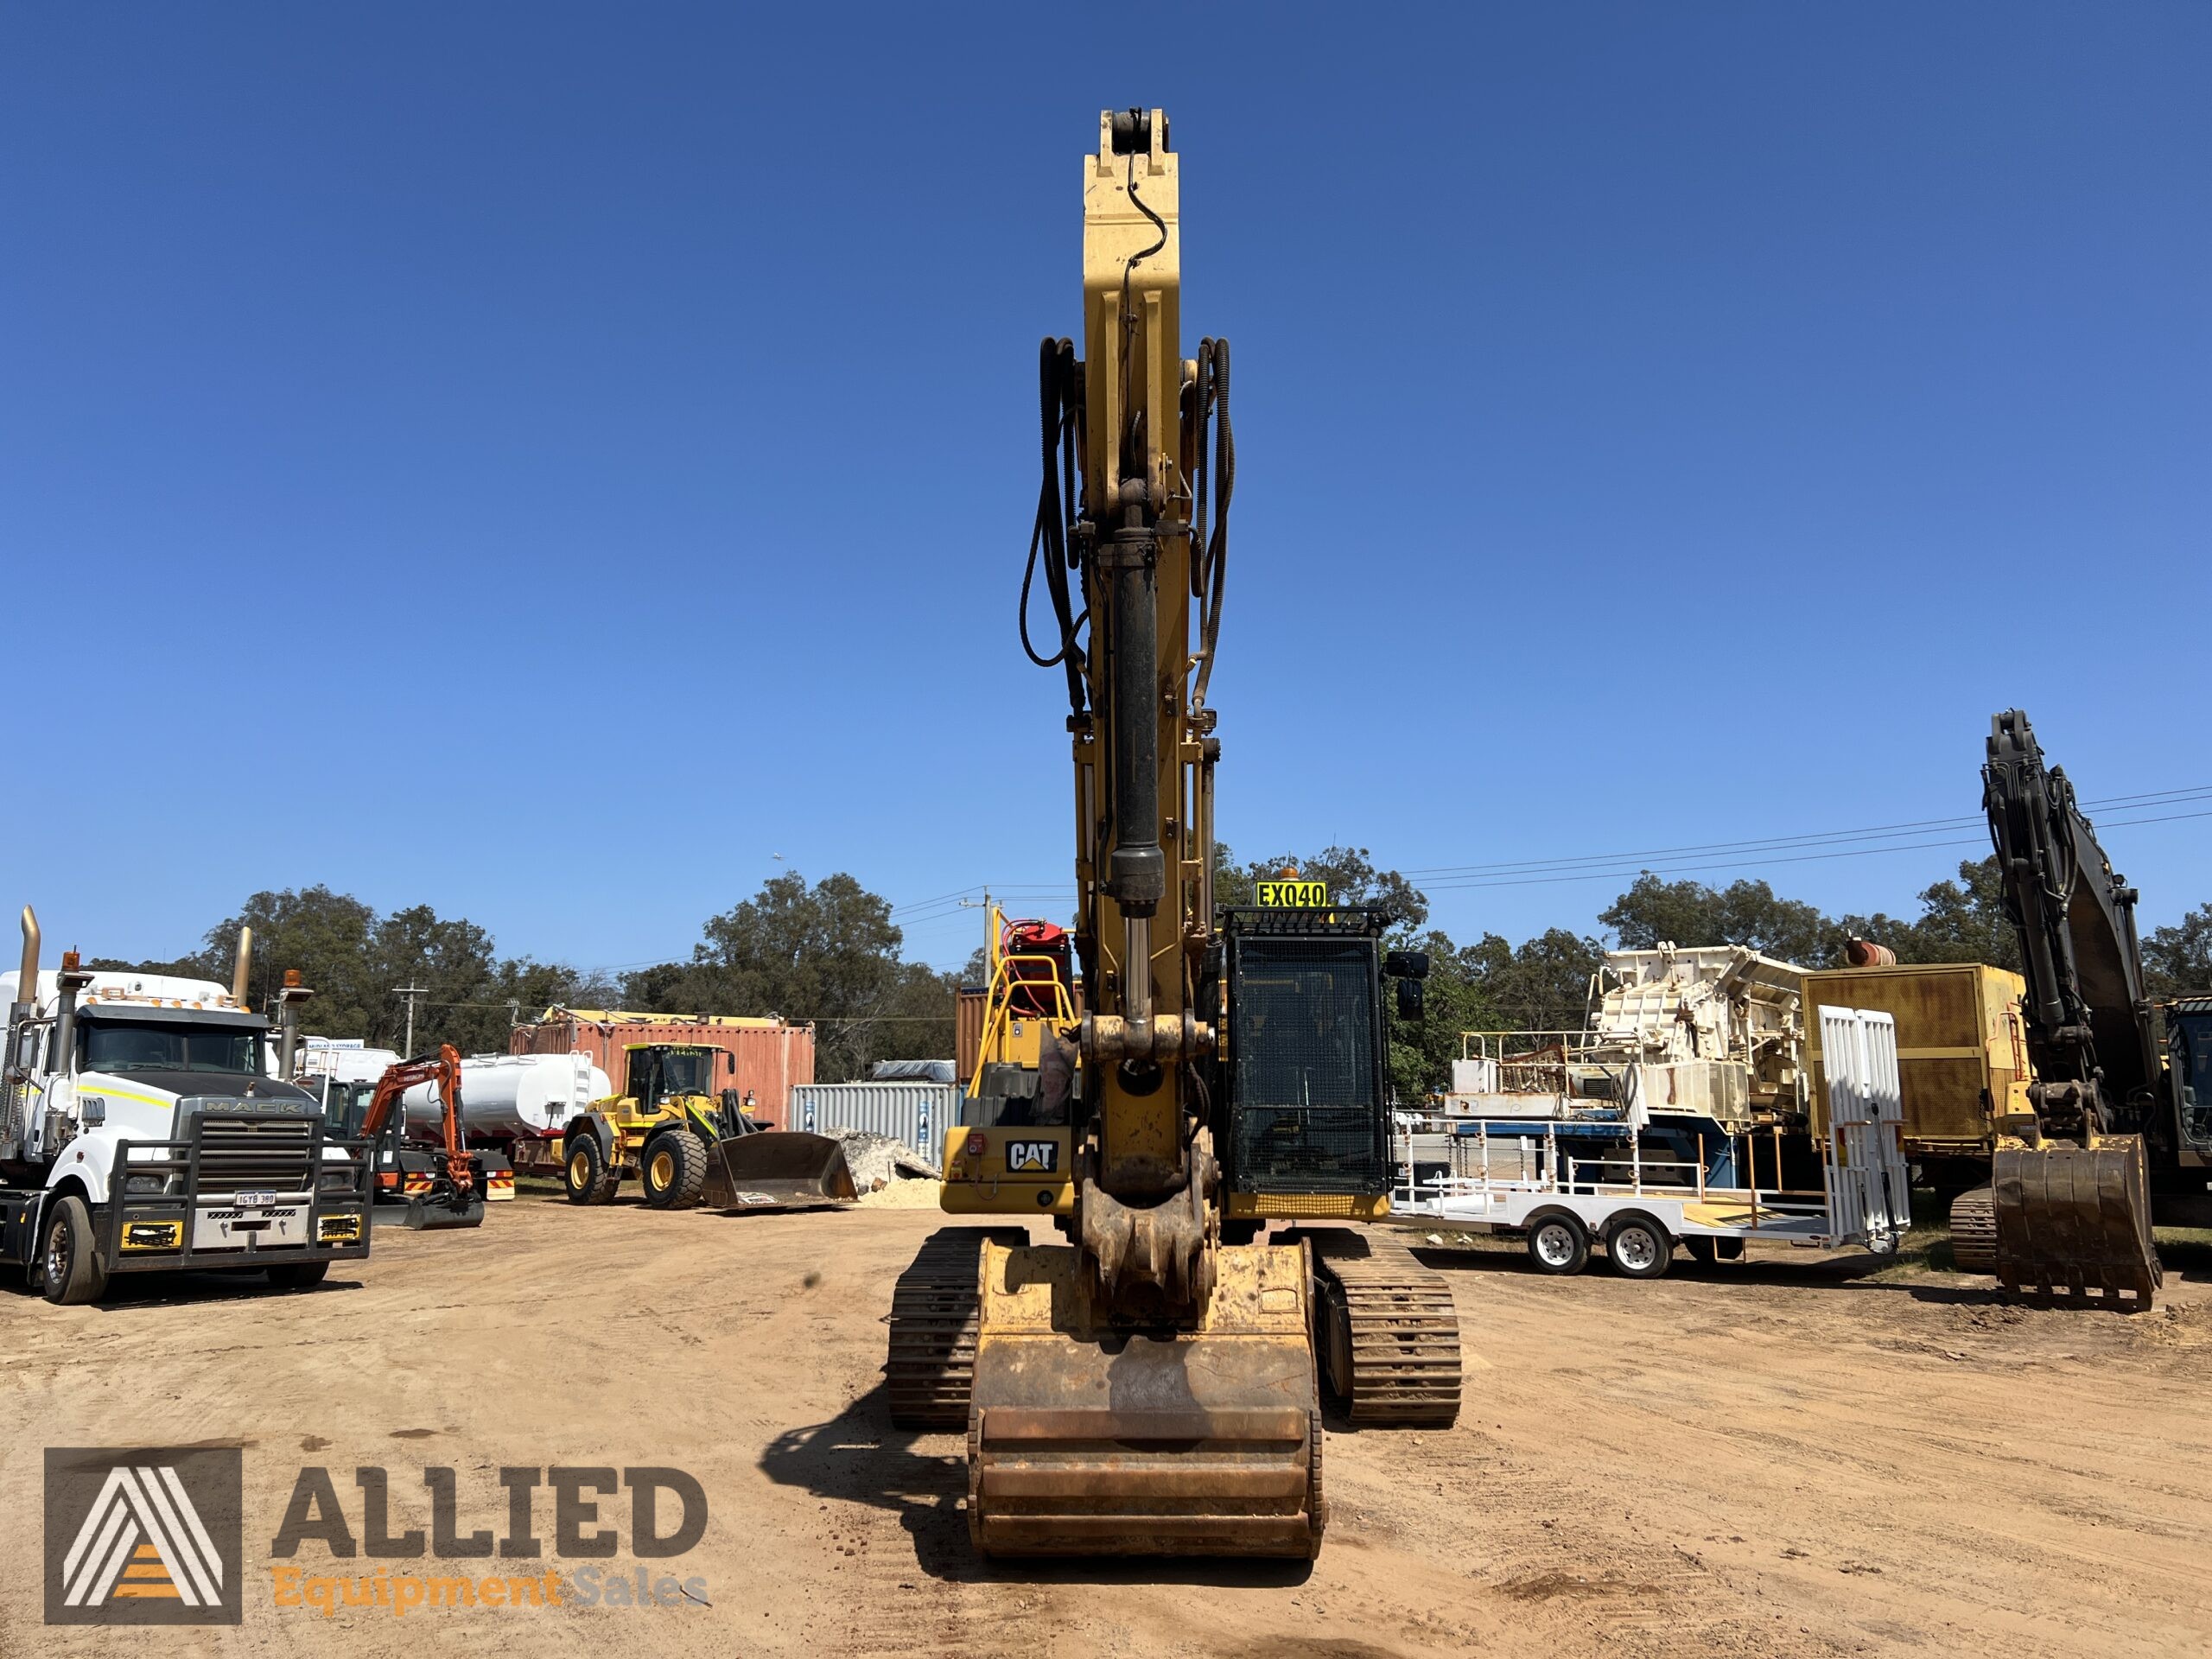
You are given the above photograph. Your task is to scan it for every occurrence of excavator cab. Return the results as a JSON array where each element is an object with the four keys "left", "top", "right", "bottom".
[{"left": 2170, "top": 1000, "right": 2212, "bottom": 1152}]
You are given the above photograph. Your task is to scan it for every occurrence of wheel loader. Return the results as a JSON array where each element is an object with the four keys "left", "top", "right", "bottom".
[
  {"left": 882, "top": 109, "right": 1460, "bottom": 1562},
  {"left": 562, "top": 1042, "right": 855, "bottom": 1211}
]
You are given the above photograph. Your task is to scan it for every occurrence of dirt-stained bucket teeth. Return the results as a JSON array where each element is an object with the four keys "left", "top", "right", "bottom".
[
  {"left": 1305, "top": 1228, "right": 1463, "bottom": 1427},
  {"left": 1993, "top": 1138, "right": 2162, "bottom": 1311},
  {"left": 884, "top": 1226, "right": 1027, "bottom": 1429}
]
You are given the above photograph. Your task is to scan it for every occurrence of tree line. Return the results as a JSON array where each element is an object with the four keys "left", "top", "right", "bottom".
[
  {"left": 99, "top": 853, "right": 2210, "bottom": 1097},
  {"left": 96, "top": 873, "right": 958, "bottom": 1082}
]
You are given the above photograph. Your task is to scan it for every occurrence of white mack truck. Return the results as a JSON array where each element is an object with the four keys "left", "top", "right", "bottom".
[{"left": 0, "top": 908, "right": 372, "bottom": 1303}]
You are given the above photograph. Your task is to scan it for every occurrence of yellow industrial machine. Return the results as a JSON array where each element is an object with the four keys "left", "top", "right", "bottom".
[
  {"left": 883, "top": 111, "right": 1458, "bottom": 1560},
  {"left": 563, "top": 1042, "right": 855, "bottom": 1211}
]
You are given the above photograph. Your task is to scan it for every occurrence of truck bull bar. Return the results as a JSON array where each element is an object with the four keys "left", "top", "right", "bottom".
[{"left": 99, "top": 1103, "right": 373, "bottom": 1274}]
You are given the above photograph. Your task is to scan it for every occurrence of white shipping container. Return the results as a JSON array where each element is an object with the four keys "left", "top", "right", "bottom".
[{"left": 790, "top": 1081, "right": 956, "bottom": 1158}]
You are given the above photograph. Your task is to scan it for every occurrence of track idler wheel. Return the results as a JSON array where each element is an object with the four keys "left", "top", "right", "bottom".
[{"left": 1948, "top": 1186, "right": 1998, "bottom": 1275}]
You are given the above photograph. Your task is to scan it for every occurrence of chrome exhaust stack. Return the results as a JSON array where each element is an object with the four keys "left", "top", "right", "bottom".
[
  {"left": 231, "top": 925, "right": 253, "bottom": 1006},
  {"left": 276, "top": 969, "right": 314, "bottom": 1079},
  {"left": 3, "top": 907, "right": 40, "bottom": 1154}
]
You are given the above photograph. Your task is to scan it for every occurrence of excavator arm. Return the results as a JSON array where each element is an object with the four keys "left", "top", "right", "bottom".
[{"left": 1984, "top": 709, "right": 2162, "bottom": 1136}]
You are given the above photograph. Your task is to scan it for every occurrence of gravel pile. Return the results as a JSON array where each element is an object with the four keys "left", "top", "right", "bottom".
[{"left": 830, "top": 1128, "right": 938, "bottom": 1197}]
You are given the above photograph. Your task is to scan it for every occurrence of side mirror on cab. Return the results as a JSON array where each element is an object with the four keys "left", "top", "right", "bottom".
[
  {"left": 1395, "top": 978, "right": 1426, "bottom": 1020},
  {"left": 1384, "top": 950, "right": 1431, "bottom": 981}
]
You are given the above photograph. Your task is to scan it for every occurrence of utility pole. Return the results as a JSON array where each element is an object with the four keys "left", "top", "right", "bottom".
[{"left": 393, "top": 984, "right": 429, "bottom": 1057}]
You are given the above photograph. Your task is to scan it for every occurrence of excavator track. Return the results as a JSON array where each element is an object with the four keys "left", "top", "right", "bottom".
[
  {"left": 885, "top": 1226, "right": 1027, "bottom": 1430},
  {"left": 1303, "top": 1228, "right": 1462, "bottom": 1427},
  {"left": 1948, "top": 1186, "right": 1998, "bottom": 1276}
]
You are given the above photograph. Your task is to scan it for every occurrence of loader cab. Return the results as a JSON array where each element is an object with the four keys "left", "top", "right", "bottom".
[{"left": 621, "top": 1044, "right": 728, "bottom": 1113}]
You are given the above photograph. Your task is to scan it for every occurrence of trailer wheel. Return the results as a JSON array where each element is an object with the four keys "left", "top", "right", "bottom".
[
  {"left": 564, "top": 1134, "right": 619, "bottom": 1205},
  {"left": 267, "top": 1261, "right": 330, "bottom": 1290},
  {"left": 641, "top": 1129, "right": 709, "bottom": 1210},
  {"left": 41, "top": 1195, "right": 109, "bottom": 1306},
  {"left": 1605, "top": 1212, "right": 1672, "bottom": 1280},
  {"left": 1525, "top": 1212, "right": 1590, "bottom": 1275}
]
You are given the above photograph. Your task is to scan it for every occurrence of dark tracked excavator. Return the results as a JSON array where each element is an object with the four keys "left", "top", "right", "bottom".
[{"left": 1948, "top": 710, "right": 2212, "bottom": 1307}]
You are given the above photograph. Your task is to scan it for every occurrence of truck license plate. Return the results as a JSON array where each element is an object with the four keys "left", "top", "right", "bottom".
[{"left": 237, "top": 1190, "right": 276, "bottom": 1207}]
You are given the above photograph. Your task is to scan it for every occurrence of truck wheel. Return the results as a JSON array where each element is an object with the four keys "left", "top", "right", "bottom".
[
  {"left": 564, "top": 1135, "right": 619, "bottom": 1205},
  {"left": 642, "top": 1129, "right": 709, "bottom": 1210},
  {"left": 41, "top": 1196, "right": 110, "bottom": 1306},
  {"left": 1525, "top": 1212, "right": 1590, "bottom": 1275},
  {"left": 268, "top": 1261, "right": 330, "bottom": 1290},
  {"left": 1606, "top": 1213, "right": 1672, "bottom": 1280}
]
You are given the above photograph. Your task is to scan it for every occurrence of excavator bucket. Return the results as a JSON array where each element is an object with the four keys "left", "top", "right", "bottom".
[
  {"left": 401, "top": 1185, "right": 486, "bottom": 1231},
  {"left": 1991, "top": 1134, "right": 2161, "bottom": 1309},
  {"left": 963, "top": 1238, "right": 1324, "bottom": 1559},
  {"left": 700, "top": 1130, "right": 857, "bottom": 1211}
]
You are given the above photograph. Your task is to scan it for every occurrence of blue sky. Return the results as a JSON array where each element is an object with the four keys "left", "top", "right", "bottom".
[{"left": 3, "top": 4, "right": 2205, "bottom": 975}]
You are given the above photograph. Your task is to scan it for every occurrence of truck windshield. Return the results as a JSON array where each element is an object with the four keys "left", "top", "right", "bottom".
[{"left": 80, "top": 1018, "right": 264, "bottom": 1076}]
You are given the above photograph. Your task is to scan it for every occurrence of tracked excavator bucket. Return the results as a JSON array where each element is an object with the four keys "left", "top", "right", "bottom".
[
  {"left": 701, "top": 1129, "right": 857, "bottom": 1211},
  {"left": 1989, "top": 1135, "right": 2160, "bottom": 1308},
  {"left": 964, "top": 1238, "right": 1324, "bottom": 1559},
  {"left": 401, "top": 1187, "right": 486, "bottom": 1230}
]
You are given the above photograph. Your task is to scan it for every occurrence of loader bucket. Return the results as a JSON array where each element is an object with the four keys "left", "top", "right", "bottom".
[
  {"left": 701, "top": 1130, "right": 857, "bottom": 1211},
  {"left": 1992, "top": 1134, "right": 2161, "bottom": 1309},
  {"left": 964, "top": 1238, "right": 1324, "bottom": 1559}
]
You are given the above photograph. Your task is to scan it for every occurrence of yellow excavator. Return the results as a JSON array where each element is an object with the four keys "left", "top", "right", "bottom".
[{"left": 884, "top": 110, "right": 1459, "bottom": 1560}]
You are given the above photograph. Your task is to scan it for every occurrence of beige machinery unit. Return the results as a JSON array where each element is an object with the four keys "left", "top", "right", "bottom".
[{"left": 1448, "top": 944, "right": 1809, "bottom": 1136}]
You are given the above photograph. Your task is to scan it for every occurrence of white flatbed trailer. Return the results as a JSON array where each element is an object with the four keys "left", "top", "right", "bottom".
[{"left": 1389, "top": 1007, "right": 1912, "bottom": 1279}]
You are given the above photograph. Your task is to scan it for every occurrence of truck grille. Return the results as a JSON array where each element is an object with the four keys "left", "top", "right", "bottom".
[{"left": 184, "top": 1109, "right": 321, "bottom": 1193}]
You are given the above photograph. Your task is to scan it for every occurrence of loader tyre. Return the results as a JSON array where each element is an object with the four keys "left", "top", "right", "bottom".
[
  {"left": 643, "top": 1128, "right": 709, "bottom": 1210},
  {"left": 564, "top": 1133, "right": 619, "bottom": 1205},
  {"left": 41, "top": 1195, "right": 109, "bottom": 1306},
  {"left": 268, "top": 1261, "right": 331, "bottom": 1290}
]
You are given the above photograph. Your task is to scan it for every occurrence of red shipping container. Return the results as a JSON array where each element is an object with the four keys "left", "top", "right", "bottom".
[{"left": 511, "top": 1009, "right": 815, "bottom": 1126}]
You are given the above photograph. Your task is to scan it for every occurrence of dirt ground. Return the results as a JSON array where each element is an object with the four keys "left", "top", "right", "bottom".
[{"left": 4, "top": 1195, "right": 2209, "bottom": 1659}]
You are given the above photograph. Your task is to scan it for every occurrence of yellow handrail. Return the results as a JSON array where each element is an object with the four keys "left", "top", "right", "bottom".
[{"left": 967, "top": 950, "right": 1077, "bottom": 1098}]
